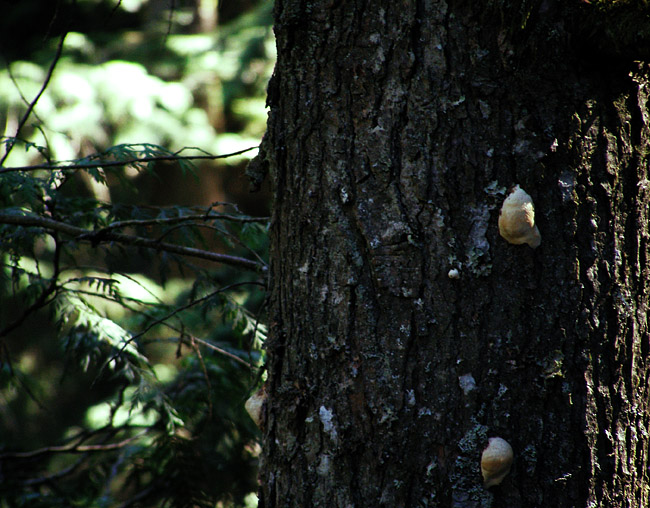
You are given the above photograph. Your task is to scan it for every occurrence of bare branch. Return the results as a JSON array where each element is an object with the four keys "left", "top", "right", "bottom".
[
  {"left": 0, "top": 213, "right": 267, "bottom": 273},
  {"left": 0, "top": 428, "right": 150, "bottom": 459},
  {"left": 182, "top": 334, "right": 256, "bottom": 369},
  {"left": 0, "top": 146, "right": 259, "bottom": 174}
]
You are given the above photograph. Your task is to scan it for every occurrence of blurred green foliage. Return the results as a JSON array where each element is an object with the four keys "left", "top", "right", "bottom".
[
  {"left": 0, "top": 0, "right": 274, "bottom": 506},
  {"left": 0, "top": 0, "right": 274, "bottom": 168}
]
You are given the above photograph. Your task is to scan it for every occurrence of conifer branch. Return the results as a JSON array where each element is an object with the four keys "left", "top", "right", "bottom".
[{"left": 0, "top": 213, "right": 267, "bottom": 272}]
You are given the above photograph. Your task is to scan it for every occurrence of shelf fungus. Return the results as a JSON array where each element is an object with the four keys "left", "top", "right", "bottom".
[
  {"left": 481, "top": 437, "right": 514, "bottom": 488},
  {"left": 245, "top": 384, "right": 267, "bottom": 429},
  {"left": 498, "top": 185, "right": 541, "bottom": 248}
]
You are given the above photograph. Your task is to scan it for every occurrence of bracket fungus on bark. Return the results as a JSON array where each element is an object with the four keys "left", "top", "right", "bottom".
[
  {"left": 481, "top": 437, "right": 514, "bottom": 488},
  {"left": 498, "top": 185, "right": 541, "bottom": 248}
]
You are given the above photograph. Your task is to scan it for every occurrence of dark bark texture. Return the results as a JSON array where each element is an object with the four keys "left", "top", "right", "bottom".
[{"left": 257, "top": 1, "right": 650, "bottom": 506}]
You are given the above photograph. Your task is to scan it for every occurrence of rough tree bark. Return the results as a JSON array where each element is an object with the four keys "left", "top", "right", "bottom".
[{"left": 253, "top": 1, "right": 650, "bottom": 506}]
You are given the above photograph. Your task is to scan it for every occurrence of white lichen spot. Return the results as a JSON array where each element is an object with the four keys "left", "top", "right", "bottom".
[
  {"left": 451, "top": 95, "right": 465, "bottom": 107},
  {"left": 319, "top": 406, "right": 338, "bottom": 441},
  {"left": 513, "top": 139, "right": 531, "bottom": 155},
  {"left": 373, "top": 47, "right": 385, "bottom": 72},
  {"left": 458, "top": 373, "right": 477, "bottom": 395},
  {"left": 468, "top": 204, "right": 490, "bottom": 252},
  {"left": 407, "top": 234, "right": 418, "bottom": 246},
  {"left": 475, "top": 48, "right": 490, "bottom": 59},
  {"left": 379, "top": 409, "right": 396, "bottom": 424},
  {"left": 433, "top": 208, "right": 445, "bottom": 228},
  {"left": 558, "top": 171, "right": 577, "bottom": 203},
  {"left": 479, "top": 99, "right": 491, "bottom": 119},
  {"left": 381, "top": 221, "right": 410, "bottom": 243},
  {"left": 340, "top": 187, "right": 350, "bottom": 203},
  {"left": 406, "top": 389, "right": 416, "bottom": 406},
  {"left": 465, "top": 204, "right": 492, "bottom": 276},
  {"left": 484, "top": 180, "right": 505, "bottom": 197},
  {"left": 418, "top": 407, "right": 432, "bottom": 417},
  {"left": 317, "top": 453, "right": 331, "bottom": 476}
]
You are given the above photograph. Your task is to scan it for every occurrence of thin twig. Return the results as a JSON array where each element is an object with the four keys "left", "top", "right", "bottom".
[
  {"left": 189, "top": 335, "right": 213, "bottom": 419},
  {"left": 100, "top": 212, "right": 269, "bottom": 231},
  {"left": 118, "top": 485, "right": 156, "bottom": 508},
  {"left": 0, "top": 213, "right": 267, "bottom": 272},
  {"left": 0, "top": 341, "right": 50, "bottom": 411},
  {"left": 58, "top": 279, "right": 263, "bottom": 370},
  {"left": 127, "top": 285, "right": 236, "bottom": 343},
  {"left": 215, "top": 219, "right": 269, "bottom": 267},
  {"left": 0, "top": 32, "right": 67, "bottom": 166},
  {"left": 182, "top": 334, "right": 256, "bottom": 369},
  {"left": 57, "top": 277, "right": 263, "bottom": 370},
  {"left": 0, "top": 146, "right": 258, "bottom": 174},
  {"left": 22, "top": 456, "right": 86, "bottom": 487},
  {"left": 0, "top": 236, "right": 62, "bottom": 339},
  {"left": 121, "top": 282, "right": 261, "bottom": 369}
]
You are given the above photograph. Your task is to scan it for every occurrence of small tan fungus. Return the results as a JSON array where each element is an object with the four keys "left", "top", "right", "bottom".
[
  {"left": 481, "top": 437, "right": 514, "bottom": 488},
  {"left": 245, "top": 385, "right": 266, "bottom": 429},
  {"left": 498, "top": 185, "right": 541, "bottom": 248}
]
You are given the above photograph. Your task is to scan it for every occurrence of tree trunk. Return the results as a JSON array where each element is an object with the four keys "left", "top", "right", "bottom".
[{"left": 257, "top": 1, "right": 650, "bottom": 506}]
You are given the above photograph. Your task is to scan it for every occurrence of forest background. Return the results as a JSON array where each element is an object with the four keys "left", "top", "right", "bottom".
[{"left": 0, "top": 0, "right": 274, "bottom": 506}]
